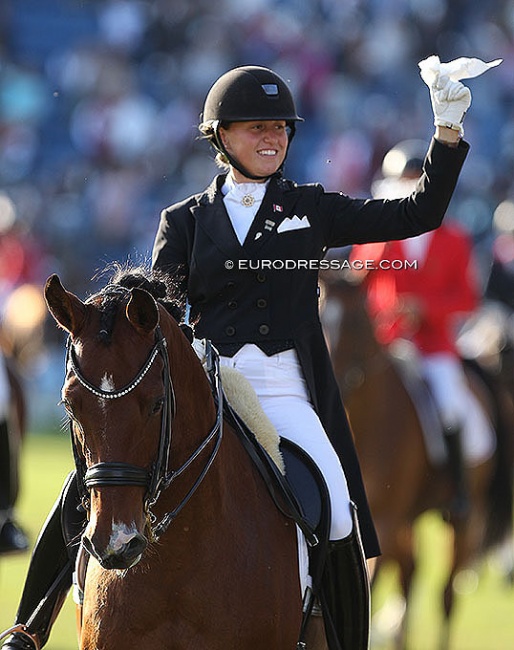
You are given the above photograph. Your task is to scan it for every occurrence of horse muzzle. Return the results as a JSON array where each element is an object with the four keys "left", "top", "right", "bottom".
[
  {"left": 80, "top": 462, "right": 152, "bottom": 569},
  {"left": 83, "top": 523, "right": 148, "bottom": 570}
]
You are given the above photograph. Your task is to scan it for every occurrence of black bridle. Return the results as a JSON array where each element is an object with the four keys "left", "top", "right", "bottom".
[{"left": 65, "top": 320, "right": 224, "bottom": 540}]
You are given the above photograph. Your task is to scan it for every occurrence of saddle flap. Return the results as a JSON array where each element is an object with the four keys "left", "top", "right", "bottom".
[
  {"left": 280, "top": 438, "right": 330, "bottom": 541},
  {"left": 223, "top": 402, "right": 321, "bottom": 547}
]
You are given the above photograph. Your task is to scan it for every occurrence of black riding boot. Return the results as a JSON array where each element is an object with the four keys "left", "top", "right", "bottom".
[
  {"left": 443, "top": 425, "right": 470, "bottom": 521},
  {"left": 1, "top": 472, "right": 84, "bottom": 650},
  {"left": 0, "top": 419, "right": 28, "bottom": 555},
  {"left": 319, "top": 505, "right": 370, "bottom": 650}
]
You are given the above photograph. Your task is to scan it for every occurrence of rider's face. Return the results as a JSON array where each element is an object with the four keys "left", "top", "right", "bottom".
[{"left": 219, "top": 120, "right": 288, "bottom": 182}]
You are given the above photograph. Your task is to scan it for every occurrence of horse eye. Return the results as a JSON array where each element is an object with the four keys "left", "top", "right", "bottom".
[
  {"left": 151, "top": 397, "right": 165, "bottom": 416},
  {"left": 60, "top": 398, "right": 74, "bottom": 418}
]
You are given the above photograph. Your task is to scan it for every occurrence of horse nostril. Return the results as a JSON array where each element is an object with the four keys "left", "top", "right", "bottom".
[
  {"left": 126, "top": 534, "right": 147, "bottom": 560},
  {"left": 105, "top": 534, "right": 147, "bottom": 569}
]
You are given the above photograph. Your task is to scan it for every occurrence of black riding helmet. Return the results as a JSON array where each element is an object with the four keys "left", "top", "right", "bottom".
[{"left": 200, "top": 65, "right": 303, "bottom": 180}]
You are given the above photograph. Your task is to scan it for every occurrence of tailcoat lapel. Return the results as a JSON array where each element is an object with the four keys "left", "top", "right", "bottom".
[
  {"left": 190, "top": 176, "right": 242, "bottom": 257},
  {"left": 243, "top": 177, "right": 301, "bottom": 253}
]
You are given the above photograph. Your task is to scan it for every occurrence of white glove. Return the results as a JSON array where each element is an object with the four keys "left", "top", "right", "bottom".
[
  {"left": 428, "top": 74, "right": 471, "bottom": 132},
  {"left": 418, "top": 55, "right": 502, "bottom": 135}
]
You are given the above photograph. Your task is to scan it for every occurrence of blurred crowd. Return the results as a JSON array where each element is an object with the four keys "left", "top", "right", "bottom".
[{"left": 1, "top": 0, "right": 514, "bottom": 425}]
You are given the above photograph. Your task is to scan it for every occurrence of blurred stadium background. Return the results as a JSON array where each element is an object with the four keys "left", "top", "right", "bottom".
[{"left": 0, "top": 0, "right": 512, "bottom": 426}]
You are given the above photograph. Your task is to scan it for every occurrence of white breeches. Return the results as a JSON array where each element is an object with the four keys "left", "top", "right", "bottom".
[
  {"left": 220, "top": 343, "right": 353, "bottom": 540},
  {"left": 422, "top": 352, "right": 495, "bottom": 465}
]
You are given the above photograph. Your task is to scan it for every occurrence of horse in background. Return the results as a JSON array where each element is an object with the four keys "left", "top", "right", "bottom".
[
  {"left": 44, "top": 267, "right": 328, "bottom": 650},
  {"left": 457, "top": 299, "right": 514, "bottom": 579},
  {"left": 320, "top": 269, "right": 513, "bottom": 650},
  {"left": 0, "top": 279, "right": 49, "bottom": 556},
  {"left": 0, "top": 332, "right": 28, "bottom": 555}
]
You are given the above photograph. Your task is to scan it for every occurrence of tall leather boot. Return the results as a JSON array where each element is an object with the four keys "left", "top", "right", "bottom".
[
  {"left": 443, "top": 425, "right": 470, "bottom": 522},
  {"left": 1, "top": 472, "right": 83, "bottom": 650},
  {"left": 319, "top": 504, "right": 370, "bottom": 650}
]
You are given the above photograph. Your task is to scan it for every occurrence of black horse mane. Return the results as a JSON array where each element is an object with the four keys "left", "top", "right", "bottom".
[{"left": 89, "top": 263, "right": 186, "bottom": 343}]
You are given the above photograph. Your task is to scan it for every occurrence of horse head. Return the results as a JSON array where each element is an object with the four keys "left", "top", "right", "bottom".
[
  {"left": 320, "top": 267, "right": 380, "bottom": 397},
  {"left": 44, "top": 271, "right": 186, "bottom": 570},
  {"left": 43, "top": 270, "right": 314, "bottom": 649}
]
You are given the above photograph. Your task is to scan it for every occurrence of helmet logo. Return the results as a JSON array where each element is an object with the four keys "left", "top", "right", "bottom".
[{"left": 262, "top": 83, "right": 279, "bottom": 96}]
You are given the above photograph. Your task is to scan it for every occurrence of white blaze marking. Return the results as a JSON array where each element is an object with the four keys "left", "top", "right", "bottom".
[
  {"left": 99, "top": 374, "right": 116, "bottom": 417},
  {"left": 100, "top": 374, "right": 116, "bottom": 393},
  {"left": 109, "top": 521, "right": 139, "bottom": 552}
]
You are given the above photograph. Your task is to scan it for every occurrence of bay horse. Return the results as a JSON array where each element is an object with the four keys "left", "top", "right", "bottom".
[
  {"left": 320, "top": 269, "right": 513, "bottom": 650},
  {"left": 44, "top": 267, "right": 327, "bottom": 650}
]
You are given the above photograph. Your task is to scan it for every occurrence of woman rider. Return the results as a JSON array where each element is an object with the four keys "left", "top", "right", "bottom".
[
  {"left": 150, "top": 63, "right": 470, "bottom": 649},
  {"left": 3, "top": 60, "right": 474, "bottom": 650}
]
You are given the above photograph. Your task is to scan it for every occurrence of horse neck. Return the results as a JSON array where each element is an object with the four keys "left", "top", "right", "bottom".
[
  {"left": 330, "top": 283, "right": 387, "bottom": 394},
  {"left": 164, "top": 324, "right": 218, "bottom": 463},
  {"left": 155, "top": 326, "right": 250, "bottom": 534}
]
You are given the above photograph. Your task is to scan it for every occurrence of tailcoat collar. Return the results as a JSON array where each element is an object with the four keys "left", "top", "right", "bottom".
[{"left": 192, "top": 174, "right": 301, "bottom": 256}]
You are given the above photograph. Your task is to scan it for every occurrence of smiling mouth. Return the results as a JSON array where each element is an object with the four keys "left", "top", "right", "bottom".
[{"left": 258, "top": 149, "right": 278, "bottom": 156}]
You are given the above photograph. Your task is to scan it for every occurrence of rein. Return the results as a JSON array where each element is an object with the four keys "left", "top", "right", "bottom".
[
  {"left": 66, "top": 315, "right": 224, "bottom": 541},
  {"left": 153, "top": 341, "right": 223, "bottom": 538}
]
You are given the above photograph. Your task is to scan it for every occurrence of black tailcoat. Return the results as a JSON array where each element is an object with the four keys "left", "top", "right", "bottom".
[{"left": 152, "top": 138, "right": 469, "bottom": 558}]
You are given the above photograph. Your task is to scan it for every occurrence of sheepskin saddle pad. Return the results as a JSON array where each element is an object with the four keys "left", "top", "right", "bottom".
[{"left": 219, "top": 365, "right": 285, "bottom": 473}]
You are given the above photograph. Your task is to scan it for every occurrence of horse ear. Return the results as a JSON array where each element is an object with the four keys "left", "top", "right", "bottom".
[
  {"left": 126, "top": 288, "right": 160, "bottom": 335},
  {"left": 44, "top": 274, "right": 87, "bottom": 335}
]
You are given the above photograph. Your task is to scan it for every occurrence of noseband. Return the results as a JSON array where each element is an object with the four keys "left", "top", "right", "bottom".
[{"left": 65, "top": 317, "right": 223, "bottom": 540}]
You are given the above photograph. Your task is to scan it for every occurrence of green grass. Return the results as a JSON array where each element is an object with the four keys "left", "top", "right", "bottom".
[
  {"left": 1, "top": 433, "right": 514, "bottom": 649},
  {"left": 372, "top": 515, "right": 514, "bottom": 649}
]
